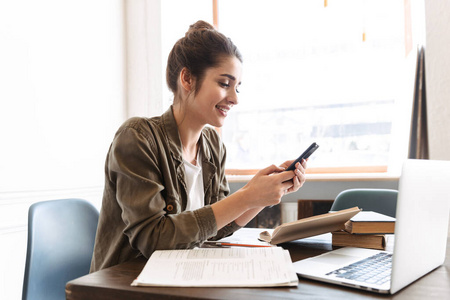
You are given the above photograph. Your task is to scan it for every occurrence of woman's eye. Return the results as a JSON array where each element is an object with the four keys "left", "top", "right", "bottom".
[{"left": 219, "top": 81, "right": 239, "bottom": 93}]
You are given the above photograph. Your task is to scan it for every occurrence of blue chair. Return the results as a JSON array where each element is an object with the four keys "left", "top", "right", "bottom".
[
  {"left": 330, "top": 188, "right": 398, "bottom": 218},
  {"left": 22, "top": 198, "right": 99, "bottom": 300}
]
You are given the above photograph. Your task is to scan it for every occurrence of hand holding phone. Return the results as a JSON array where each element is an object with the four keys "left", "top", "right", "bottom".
[
  {"left": 268, "top": 143, "right": 319, "bottom": 207},
  {"left": 286, "top": 142, "right": 319, "bottom": 171}
]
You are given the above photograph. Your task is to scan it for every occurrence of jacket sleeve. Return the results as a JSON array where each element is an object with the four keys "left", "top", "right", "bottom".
[{"left": 108, "top": 124, "right": 218, "bottom": 259}]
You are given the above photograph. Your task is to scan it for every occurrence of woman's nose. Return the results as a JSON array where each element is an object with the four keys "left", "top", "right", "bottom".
[{"left": 227, "top": 90, "right": 239, "bottom": 105}]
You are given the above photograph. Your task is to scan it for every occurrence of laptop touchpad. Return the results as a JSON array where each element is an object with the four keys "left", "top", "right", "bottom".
[
  {"left": 312, "top": 253, "right": 361, "bottom": 265},
  {"left": 294, "top": 253, "right": 362, "bottom": 275}
]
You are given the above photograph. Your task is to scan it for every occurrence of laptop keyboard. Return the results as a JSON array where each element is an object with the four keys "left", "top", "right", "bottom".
[{"left": 326, "top": 252, "right": 392, "bottom": 285}]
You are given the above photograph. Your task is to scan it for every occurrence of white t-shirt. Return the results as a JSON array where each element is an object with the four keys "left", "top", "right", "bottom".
[{"left": 183, "top": 151, "right": 205, "bottom": 211}]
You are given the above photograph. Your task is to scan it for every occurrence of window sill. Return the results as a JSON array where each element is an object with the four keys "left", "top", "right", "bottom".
[
  {"left": 226, "top": 172, "right": 400, "bottom": 183},
  {"left": 226, "top": 165, "right": 400, "bottom": 183}
]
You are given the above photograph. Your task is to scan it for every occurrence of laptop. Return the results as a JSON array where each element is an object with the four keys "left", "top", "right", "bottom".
[{"left": 293, "top": 159, "right": 450, "bottom": 294}]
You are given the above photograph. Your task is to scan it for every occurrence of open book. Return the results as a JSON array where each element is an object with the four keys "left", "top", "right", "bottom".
[
  {"left": 131, "top": 247, "right": 298, "bottom": 287},
  {"left": 259, "top": 207, "right": 361, "bottom": 244}
]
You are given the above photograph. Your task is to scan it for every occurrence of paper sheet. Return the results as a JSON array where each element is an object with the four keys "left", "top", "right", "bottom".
[{"left": 131, "top": 247, "right": 298, "bottom": 287}]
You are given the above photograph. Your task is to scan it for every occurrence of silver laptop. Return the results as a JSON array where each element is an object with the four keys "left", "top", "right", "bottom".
[{"left": 293, "top": 159, "right": 450, "bottom": 294}]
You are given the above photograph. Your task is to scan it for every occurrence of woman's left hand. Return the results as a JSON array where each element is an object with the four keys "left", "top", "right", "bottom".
[{"left": 280, "top": 159, "right": 307, "bottom": 194}]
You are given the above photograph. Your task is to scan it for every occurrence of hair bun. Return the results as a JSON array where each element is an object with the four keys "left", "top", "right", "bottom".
[
  {"left": 166, "top": 19, "right": 242, "bottom": 95},
  {"left": 186, "top": 20, "right": 215, "bottom": 36}
]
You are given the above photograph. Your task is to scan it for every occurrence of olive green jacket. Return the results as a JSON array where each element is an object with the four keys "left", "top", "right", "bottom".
[{"left": 90, "top": 107, "right": 240, "bottom": 272}]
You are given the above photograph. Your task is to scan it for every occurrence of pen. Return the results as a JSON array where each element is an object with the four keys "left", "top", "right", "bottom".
[{"left": 204, "top": 242, "right": 272, "bottom": 248}]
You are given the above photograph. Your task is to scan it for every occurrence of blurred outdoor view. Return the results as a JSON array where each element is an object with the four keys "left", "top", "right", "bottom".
[{"left": 218, "top": 0, "right": 407, "bottom": 170}]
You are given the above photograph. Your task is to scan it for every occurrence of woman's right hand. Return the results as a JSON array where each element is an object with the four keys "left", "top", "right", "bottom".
[{"left": 241, "top": 164, "right": 297, "bottom": 208}]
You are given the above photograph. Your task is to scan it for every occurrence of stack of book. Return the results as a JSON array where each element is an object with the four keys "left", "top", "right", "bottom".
[{"left": 331, "top": 211, "right": 396, "bottom": 250}]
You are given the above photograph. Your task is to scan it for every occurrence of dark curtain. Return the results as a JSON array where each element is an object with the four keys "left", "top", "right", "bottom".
[{"left": 408, "top": 46, "right": 429, "bottom": 159}]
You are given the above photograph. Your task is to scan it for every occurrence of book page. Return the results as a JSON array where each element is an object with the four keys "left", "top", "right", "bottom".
[
  {"left": 131, "top": 247, "right": 298, "bottom": 287},
  {"left": 260, "top": 207, "right": 361, "bottom": 244},
  {"left": 350, "top": 211, "right": 396, "bottom": 222}
]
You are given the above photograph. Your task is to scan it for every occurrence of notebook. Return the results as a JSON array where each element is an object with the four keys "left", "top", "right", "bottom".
[{"left": 293, "top": 159, "right": 450, "bottom": 294}]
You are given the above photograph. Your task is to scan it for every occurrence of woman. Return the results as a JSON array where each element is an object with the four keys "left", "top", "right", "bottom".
[{"left": 90, "top": 20, "right": 307, "bottom": 272}]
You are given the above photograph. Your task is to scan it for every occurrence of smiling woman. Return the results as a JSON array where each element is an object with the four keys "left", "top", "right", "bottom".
[{"left": 90, "top": 20, "right": 309, "bottom": 272}]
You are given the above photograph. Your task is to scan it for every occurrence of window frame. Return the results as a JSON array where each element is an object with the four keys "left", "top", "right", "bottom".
[{"left": 213, "top": 0, "right": 412, "bottom": 176}]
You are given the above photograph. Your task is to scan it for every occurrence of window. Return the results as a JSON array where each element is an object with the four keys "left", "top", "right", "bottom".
[{"left": 217, "top": 0, "right": 414, "bottom": 173}]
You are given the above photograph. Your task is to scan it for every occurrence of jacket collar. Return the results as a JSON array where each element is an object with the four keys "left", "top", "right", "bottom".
[
  {"left": 161, "top": 106, "right": 212, "bottom": 163},
  {"left": 161, "top": 106, "right": 183, "bottom": 166}
]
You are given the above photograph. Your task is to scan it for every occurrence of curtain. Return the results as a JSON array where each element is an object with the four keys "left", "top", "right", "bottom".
[{"left": 408, "top": 46, "right": 429, "bottom": 159}]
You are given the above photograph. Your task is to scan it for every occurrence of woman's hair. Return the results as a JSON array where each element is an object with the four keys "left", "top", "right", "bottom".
[{"left": 166, "top": 20, "right": 242, "bottom": 99}]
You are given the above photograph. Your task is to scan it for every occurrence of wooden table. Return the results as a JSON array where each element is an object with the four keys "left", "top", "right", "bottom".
[{"left": 66, "top": 235, "right": 450, "bottom": 300}]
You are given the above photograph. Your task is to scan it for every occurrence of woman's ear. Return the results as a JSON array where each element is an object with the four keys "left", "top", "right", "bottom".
[{"left": 179, "top": 67, "right": 194, "bottom": 93}]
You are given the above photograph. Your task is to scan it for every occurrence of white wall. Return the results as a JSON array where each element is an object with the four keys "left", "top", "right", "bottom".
[
  {"left": 425, "top": 0, "right": 450, "bottom": 160},
  {"left": 424, "top": 0, "right": 450, "bottom": 241},
  {"left": 125, "top": 0, "right": 213, "bottom": 118},
  {"left": 0, "top": 1, "right": 125, "bottom": 299}
]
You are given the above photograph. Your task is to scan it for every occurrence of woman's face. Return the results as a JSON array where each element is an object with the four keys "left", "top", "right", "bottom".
[{"left": 189, "top": 56, "right": 242, "bottom": 128}]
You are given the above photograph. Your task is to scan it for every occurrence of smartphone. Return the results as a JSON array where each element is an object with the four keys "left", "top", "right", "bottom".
[{"left": 286, "top": 142, "right": 319, "bottom": 171}]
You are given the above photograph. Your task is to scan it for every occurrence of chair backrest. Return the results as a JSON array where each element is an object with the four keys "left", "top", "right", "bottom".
[
  {"left": 22, "top": 198, "right": 99, "bottom": 300},
  {"left": 330, "top": 188, "right": 398, "bottom": 218}
]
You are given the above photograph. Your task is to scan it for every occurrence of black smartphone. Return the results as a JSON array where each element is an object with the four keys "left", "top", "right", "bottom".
[{"left": 286, "top": 142, "right": 319, "bottom": 171}]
